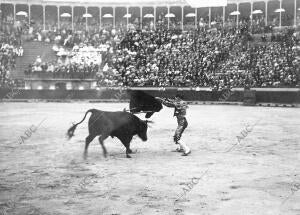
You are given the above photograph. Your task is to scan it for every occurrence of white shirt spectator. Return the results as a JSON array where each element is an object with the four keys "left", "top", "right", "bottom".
[
  {"left": 35, "top": 56, "right": 42, "bottom": 65},
  {"left": 103, "top": 63, "right": 109, "bottom": 72}
]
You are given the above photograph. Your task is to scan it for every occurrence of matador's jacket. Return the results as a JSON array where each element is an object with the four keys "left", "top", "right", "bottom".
[{"left": 160, "top": 98, "right": 188, "bottom": 143}]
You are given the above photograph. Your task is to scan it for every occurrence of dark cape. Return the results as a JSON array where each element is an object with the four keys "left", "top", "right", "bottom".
[{"left": 128, "top": 90, "right": 163, "bottom": 118}]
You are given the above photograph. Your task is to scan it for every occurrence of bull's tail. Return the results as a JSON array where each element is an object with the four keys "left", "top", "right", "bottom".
[{"left": 67, "top": 109, "right": 95, "bottom": 139}]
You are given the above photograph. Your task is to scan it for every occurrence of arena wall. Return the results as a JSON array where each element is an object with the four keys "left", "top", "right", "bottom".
[{"left": 0, "top": 88, "right": 299, "bottom": 104}]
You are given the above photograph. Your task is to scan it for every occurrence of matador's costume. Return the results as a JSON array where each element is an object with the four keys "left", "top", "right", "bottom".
[{"left": 158, "top": 96, "right": 191, "bottom": 156}]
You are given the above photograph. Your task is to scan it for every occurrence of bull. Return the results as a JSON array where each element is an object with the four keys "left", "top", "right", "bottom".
[{"left": 67, "top": 109, "right": 150, "bottom": 158}]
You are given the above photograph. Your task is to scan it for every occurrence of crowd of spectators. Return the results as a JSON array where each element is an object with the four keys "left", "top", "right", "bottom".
[
  {"left": 97, "top": 26, "right": 299, "bottom": 88},
  {"left": 24, "top": 18, "right": 300, "bottom": 88},
  {"left": 1, "top": 11, "right": 299, "bottom": 89},
  {"left": 210, "top": 34, "right": 299, "bottom": 88},
  {"left": 0, "top": 31, "right": 20, "bottom": 88},
  {"left": 22, "top": 13, "right": 296, "bottom": 88},
  {"left": 98, "top": 27, "right": 231, "bottom": 86},
  {"left": 25, "top": 57, "right": 100, "bottom": 79},
  {"left": 24, "top": 29, "right": 118, "bottom": 79}
]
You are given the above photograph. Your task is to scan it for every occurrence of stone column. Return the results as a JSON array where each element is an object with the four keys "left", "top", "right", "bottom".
[
  {"left": 279, "top": 0, "right": 282, "bottom": 28},
  {"left": 126, "top": 6, "right": 129, "bottom": 30},
  {"left": 265, "top": 0, "right": 268, "bottom": 26},
  {"left": 208, "top": 7, "right": 211, "bottom": 28},
  {"left": 28, "top": 4, "right": 31, "bottom": 27},
  {"left": 181, "top": 6, "right": 184, "bottom": 30},
  {"left": 0, "top": 3, "right": 2, "bottom": 23},
  {"left": 57, "top": 6, "right": 60, "bottom": 29},
  {"left": 71, "top": 6, "right": 74, "bottom": 32},
  {"left": 85, "top": 7, "right": 88, "bottom": 31},
  {"left": 195, "top": 7, "right": 197, "bottom": 28},
  {"left": 223, "top": 6, "right": 225, "bottom": 27},
  {"left": 13, "top": 4, "right": 16, "bottom": 22},
  {"left": 236, "top": 3, "right": 239, "bottom": 27},
  {"left": 154, "top": 6, "right": 156, "bottom": 29},
  {"left": 140, "top": 6, "right": 142, "bottom": 29},
  {"left": 250, "top": 1, "right": 253, "bottom": 26},
  {"left": 43, "top": 5, "right": 46, "bottom": 30},
  {"left": 167, "top": 5, "right": 170, "bottom": 29},
  {"left": 113, "top": 6, "right": 115, "bottom": 28},
  {"left": 294, "top": 0, "right": 297, "bottom": 27},
  {"left": 99, "top": 7, "right": 101, "bottom": 30}
]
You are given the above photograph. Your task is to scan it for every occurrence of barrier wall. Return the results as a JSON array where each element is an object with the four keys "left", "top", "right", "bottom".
[{"left": 0, "top": 88, "right": 299, "bottom": 104}]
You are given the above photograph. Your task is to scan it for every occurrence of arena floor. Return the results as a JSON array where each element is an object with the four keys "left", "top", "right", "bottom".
[{"left": 0, "top": 103, "right": 299, "bottom": 215}]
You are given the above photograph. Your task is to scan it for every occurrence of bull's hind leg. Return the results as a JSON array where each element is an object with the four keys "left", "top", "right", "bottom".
[
  {"left": 98, "top": 135, "right": 108, "bottom": 158},
  {"left": 84, "top": 135, "right": 96, "bottom": 159}
]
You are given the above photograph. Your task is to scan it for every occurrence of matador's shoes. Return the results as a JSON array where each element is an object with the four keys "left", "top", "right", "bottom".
[
  {"left": 176, "top": 148, "right": 184, "bottom": 152},
  {"left": 182, "top": 149, "right": 191, "bottom": 156}
]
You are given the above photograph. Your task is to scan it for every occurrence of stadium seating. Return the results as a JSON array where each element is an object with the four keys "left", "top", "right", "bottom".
[
  {"left": 0, "top": 0, "right": 299, "bottom": 90},
  {"left": 14, "top": 41, "right": 56, "bottom": 79}
]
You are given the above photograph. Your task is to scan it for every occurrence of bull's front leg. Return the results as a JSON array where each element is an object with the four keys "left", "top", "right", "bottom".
[
  {"left": 123, "top": 140, "right": 132, "bottom": 158},
  {"left": 126, "top": 148, "right": 138, "bottom": 158},
  {"left": 126, "top": 148, "right": 132, "bottom": 158},
  {"left": 119, "top": 136, "right": 133, "bottom": 158}
]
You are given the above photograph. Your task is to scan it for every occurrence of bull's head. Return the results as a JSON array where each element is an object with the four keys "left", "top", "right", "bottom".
[{"left": 137, "top": 120, "right": 153, "bottom": 141}]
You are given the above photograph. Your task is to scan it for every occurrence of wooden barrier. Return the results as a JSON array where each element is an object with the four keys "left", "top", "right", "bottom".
[
  {"left": 243, "top": 90, "right": 256, "bottom": 106},
  {"left": 0, "top": 88, "right": 299, "bottom": 104}
]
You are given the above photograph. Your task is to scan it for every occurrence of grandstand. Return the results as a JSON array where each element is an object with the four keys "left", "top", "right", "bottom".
[{"left": 0, "top": 0, "right": 299, "bottom": 94}]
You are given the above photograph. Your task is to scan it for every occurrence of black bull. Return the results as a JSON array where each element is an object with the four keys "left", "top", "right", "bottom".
[{"left": 67, "top": 109, "right": 150, "bottom": 158}]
